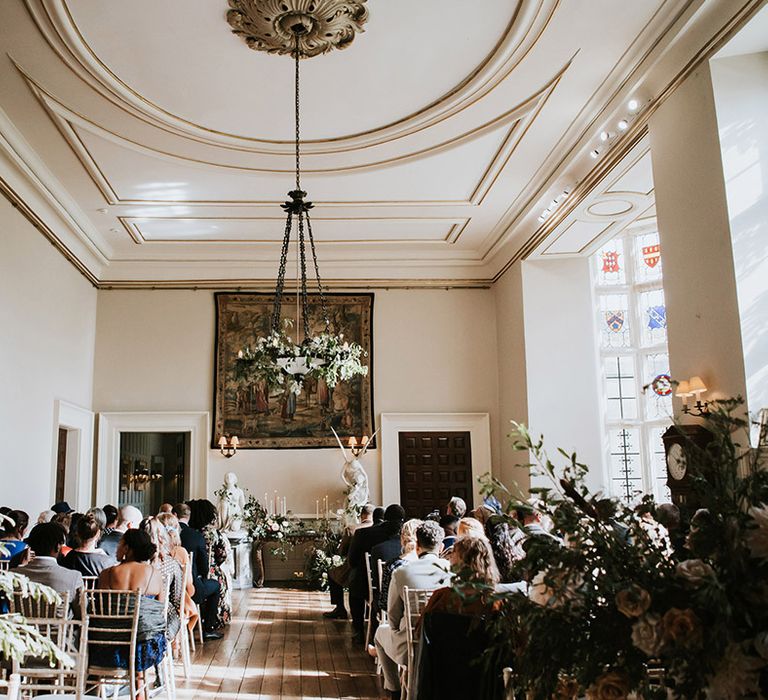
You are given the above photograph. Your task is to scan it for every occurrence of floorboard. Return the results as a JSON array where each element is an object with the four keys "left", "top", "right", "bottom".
[{"left": 174, "top": 587, "right": 381, "bottom": 700}]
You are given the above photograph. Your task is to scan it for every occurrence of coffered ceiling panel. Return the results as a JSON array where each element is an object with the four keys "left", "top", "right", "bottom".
[{"left": 0, "top": 0, "right": 748, "bottom": 285}]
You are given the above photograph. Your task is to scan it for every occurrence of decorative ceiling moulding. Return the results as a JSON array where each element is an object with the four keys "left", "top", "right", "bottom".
[
  {"left": 26, "top": 0, "right": 558, "bottom": 154},
  {"left": 226, "top": 0, "right": 368, "bottom": 58},
  {"left": 489, "top": 0, "right": 765, "bottom": 282},
  {"left": 19, "top": 61, "right": 563, "bottom": 180}
]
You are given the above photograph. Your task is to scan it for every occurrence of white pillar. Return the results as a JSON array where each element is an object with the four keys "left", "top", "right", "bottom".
[{"left": 648, "top": 64, "right": 747, "bottom": 418}]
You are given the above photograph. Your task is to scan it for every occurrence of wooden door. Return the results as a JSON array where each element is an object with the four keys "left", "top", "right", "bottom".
[
  {"left": 55, "top": 428, "right": 67, "bottom": 503},
  {"left": 398, "top": 431, "right": 473, "bottom": 518}
]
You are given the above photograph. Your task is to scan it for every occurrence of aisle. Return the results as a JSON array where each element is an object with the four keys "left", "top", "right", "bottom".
[{"left": 175, "top": 587, "right": 380, "bottom": 700}]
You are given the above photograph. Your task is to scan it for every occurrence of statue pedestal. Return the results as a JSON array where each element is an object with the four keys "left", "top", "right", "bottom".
[{"left": 227, "top": 534, "right": 253, "bottom": 590}]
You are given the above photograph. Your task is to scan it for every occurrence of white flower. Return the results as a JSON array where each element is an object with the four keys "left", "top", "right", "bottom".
[
  {"left": 745, "top": 504, "right": 768, "bottom": 559},
  {"left": 631, "top": 614, "right": 661, "bottom": 656},
  {"left": 675, "top": 559, "right": 715, "bottom": 586}
]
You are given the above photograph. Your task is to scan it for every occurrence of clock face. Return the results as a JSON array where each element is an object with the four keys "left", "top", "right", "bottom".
[{"left": 667, "top": 443, "right": 687, "bottom": 480}]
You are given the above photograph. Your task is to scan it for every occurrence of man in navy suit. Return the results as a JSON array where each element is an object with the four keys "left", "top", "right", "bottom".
[{"left": 175, "top": 502, "right": 222, "bottom": 640}]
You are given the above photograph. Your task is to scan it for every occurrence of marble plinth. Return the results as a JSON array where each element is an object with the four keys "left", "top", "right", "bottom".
[{"left": 228, "top": 535, "right": 253, "bottom": 590}]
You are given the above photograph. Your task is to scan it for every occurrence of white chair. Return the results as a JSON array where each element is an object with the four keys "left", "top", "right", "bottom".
[
  {"left": 0, "top": 560, "right": 9, "bottom": 572},
  {"left": 10, "top": 590, "right": 69, "bottom": 619},
  {"left": 363, "top": 552, "right": 376, "bottom": 650},
  {"left": 0, "top": 673, "right": 20, "bottom": 700},
  {"left": 401, "top": 586, "right": 435, "bottom": 700},
  {"left": 12, "top": 593, "right": 89, "bottom": 700},
  {"left": 82, "top": 576, "right": 98, "bottom": 590},
  {"left": 187, "top": 551, "right": 203, "bottom": 649},
  {"left": 376, "top": 558, "right": 387, "bottom": 623},
  {"left": 175, "top": 558, "right": 193, "bottom": 678}
]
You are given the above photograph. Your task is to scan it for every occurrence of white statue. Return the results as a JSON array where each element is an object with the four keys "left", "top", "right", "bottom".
[
  {"left": 331, "top": 427, "right": 378, "bottom": 519},
  {"left": 217, "top": 471, "right": 246, "bottom": 535}
]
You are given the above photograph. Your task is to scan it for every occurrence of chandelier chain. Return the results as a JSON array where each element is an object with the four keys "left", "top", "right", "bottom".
[
  {"left": 305, "top": 211, "right": 330, "bottom": 328},
  {"left": 294, "top": 33, "right": 301, "bottom": 192},
  {"left": 271, "top": 211, "right": 293, "bottom": 333},
  {"left": 298, "top": 211, "right": 310, "bottom": 339}
]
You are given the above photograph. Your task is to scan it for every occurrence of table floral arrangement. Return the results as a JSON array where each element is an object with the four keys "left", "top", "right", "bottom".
[
  {"left": 240, "top": 494, "right": 298, "bottom": 559},
  {"left": 478, "top": 398, "right": 768, "bottom": 700},
  {"left": 304, "top": 518, "right": 343, "bottom": 591}
]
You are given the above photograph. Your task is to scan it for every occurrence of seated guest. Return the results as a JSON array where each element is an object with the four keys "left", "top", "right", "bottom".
[
  {"left": 416, "top": 536, "right": 502, "bottom": 700},
  {"left": 372, "top": 507, "right": 385, "bottom": 525},
  {"left": 190, "top": 499, "right": 232, "bottom": 632},
  {"left": 324, "top": 504, "right": 375, "bottom": 620},
  {"left": 370, "top": 512, "right": 404, "bottom": 587},
  {"left": 37, "top": 510, "right": 56, "bottom": 524},
  {"left": 62, "top": 512, "right": 116, "bottom": 577},
  {"left": 439, "top": 515, "right": 460, "bottom": 555},
  {"left": 157, "top": 512, "right": 199, "bottom": 633},
  {"left": 140, "top": 517, "right": 182, "bottom": 641},
  {"left": 485, "top": 516, "right": 526, "bottom": 583},
  {"left": 95, "top": 530, "right": 168, "bottom": 698},
  {"left": 50, "top": 501, "right": 74, "bottom": 516},
  {"left": 457, "top": 516, "right": 488, "bottom": 540},
  {"left": 51, "top": 512, "right": 73, "bottom": 556},
  {"left": 469, "top": 503, "right": 496, "bottom": 528},
  {"left": 447, "top": 496, "right": 467, "bottom": 519},
  {"left": 21, "top": 522, "right": 83, "bottom": 617},
  {"left": 373, "top": 521, "right": 452, "bottom": 699},
  {"left": 377, "top": 518, "right": 421, "bottom": 612},
  {"left": 158, "top": 503, "right": 174, "bottom": 515},
  {"left": 102, "top": 504, "right": 118, "bottom": 537},
  {"left": 85, "top": 506, "right": 107, "bottom": 531},
  {"left": 347, "top": 504, "right": 405, "bottom": 644},
  {"left": 179, "top": 501, "right": 222, "bottom": 640},
  {"left": 100, "top": 505, "right": 143, "bottom": 558},
  {"left": 0, "top": 509, "right": 29, "bottom": 566}
]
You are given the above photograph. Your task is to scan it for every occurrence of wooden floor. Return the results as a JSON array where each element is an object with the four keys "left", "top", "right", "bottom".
[{"left": 175, "top": 587, "right": 380, "bottom": 700}]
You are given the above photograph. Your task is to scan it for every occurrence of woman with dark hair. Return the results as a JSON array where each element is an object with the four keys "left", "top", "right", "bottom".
[
  {"left": 0, "top": 509, "right": 29, "bottom": 566},
  {"left": 95, "top": 529, "right": 168, "bottom": 696},
  {"left": 61, "top": 512, "right": 116, "bottom": 577},
  {"left": 485, "top": 516, "right": 526, "bottom": 583},
  {"left": 189, "top": 499, "right": 232, "bottom": 629}
]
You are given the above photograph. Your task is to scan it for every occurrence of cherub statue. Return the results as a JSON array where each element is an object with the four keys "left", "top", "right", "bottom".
[
  {"left": 217, "top": 471, "right": 246, "bottom": 535},
  {"left": 331, "top": 427, "right": 378, "bottom": 520}
]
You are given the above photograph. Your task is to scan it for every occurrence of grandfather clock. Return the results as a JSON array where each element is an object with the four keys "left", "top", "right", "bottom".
[{"left": 661, "top": 424, "right": 712, "bottom": 508}]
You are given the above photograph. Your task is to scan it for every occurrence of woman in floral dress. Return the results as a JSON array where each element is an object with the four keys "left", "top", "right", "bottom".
[{"left": 190, "top": 499, "right": 232, "bottom": 629}]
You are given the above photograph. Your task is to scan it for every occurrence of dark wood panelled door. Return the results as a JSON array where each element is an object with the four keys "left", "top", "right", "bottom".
[
  {"left": 398, "top": 431, "right": 473, "bottom": 518},
  {"left": 55, "top": 428, "right": 67, "bottom": 503}
]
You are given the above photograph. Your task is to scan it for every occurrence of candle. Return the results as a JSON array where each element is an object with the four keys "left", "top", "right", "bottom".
[
  {"left": 316, "top": 500, "right": 319, "bottom": 519},
  {"left": 282, "top": 497, "right": 287, "bottom": 515},
  {"left": 264, "top": 492, "right": 268, "bottom": 509}
]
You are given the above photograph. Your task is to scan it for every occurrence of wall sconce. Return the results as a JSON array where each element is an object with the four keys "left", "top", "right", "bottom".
[
  {"left": 347, "top": 435, "right": 370, "bottom": 457},
  {"left": 676, "top": 376, "right": 710, "bottom": 416},
  {"left": 218, "top": 435, "right": 239, "bottom": 458}
]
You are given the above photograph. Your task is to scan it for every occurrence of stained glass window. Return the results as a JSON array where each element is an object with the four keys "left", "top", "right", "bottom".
[{"left": 592, "top": 225, "right": 671, "bottom": 503}]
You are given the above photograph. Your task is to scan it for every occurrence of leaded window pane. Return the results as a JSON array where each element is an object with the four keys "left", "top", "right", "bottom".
[
  {"left": 604, "top": 356, "right": 637, "bottom": 420},
  {"left": 648, "top": 427, "right": 671, "bottom": 503},
  {"left": 634, "top": 231, "right": 663, "bottom": 283},
  {"left": 608, "top": 428, "right": 642, "bottom": 502},
  {"left": 599, "top": 294, "right": 631, "bottom": 349},
  {"left": 596, "top": 239, "right": 626, "bottom": 286},
  {"left": 644, "top": 353, "right": 673, "bottom": 419},
  {"left": 640, "top": 288, "right": 667, "bottom": 346}
]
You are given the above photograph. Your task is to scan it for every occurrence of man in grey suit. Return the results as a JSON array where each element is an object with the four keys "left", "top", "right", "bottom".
[
  {"left": 21, "top": 522, "right": 84, "bottom": 617},
  {"left": 374, "top": 520, "right": 452, "bottom": 699}
]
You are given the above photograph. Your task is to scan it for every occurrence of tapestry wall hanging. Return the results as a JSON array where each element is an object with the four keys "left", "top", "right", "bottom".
[{"left": 213, "top": 292, "right": 374, "bottom": 449}]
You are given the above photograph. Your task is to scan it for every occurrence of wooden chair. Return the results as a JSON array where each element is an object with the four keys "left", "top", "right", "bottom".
[
  {"left": 187, "top": 551, "right": 203, "bottom": 649},
  {"left": 175, "top": 558, "right": 193, "bottom": 678},
  {"left": 363, "top": 552, "right": 376, "bottom": 650},
  {"left": 401, "top": 586, "right": 435, "bottom": 700},
  {"left": 82, "top": 576, "right": 98, "bottom": 590},
  {"left": 84, "top": 588, "right": 144, "bottom": 700},
  {"left": 10, "top": 589, "right": 69, "bottom": 619},
  {"left": 0, "top": 560, "right": 9, "bottom": 572},
  {"left": 12, "top": 592, "right": 89, "bottom": 700}
]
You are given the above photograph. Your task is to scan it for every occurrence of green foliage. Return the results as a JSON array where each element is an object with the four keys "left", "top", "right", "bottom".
[{"left": 477, "top": 399, "right": 768, "bottom": 699}]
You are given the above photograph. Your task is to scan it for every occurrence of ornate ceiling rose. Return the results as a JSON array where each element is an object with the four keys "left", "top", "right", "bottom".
[{"left": 226, "top": 0, "right": 369, "bottom": 58}]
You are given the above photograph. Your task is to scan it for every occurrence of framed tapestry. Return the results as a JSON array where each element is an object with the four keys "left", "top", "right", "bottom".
[{"left": 212, "top": 292, "right": 374, "bottom": 448}]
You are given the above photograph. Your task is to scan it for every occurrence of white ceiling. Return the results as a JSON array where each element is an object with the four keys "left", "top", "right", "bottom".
[{"left": 0, "top": 0, "right": 758, "bottom": 286}]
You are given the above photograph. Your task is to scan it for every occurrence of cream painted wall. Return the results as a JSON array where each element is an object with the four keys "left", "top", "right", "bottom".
[
  {"left": 493, "top": 262, "right": 530, "bottom": 492},
  {"left": 521, "top": 258, "right": 607, "bottom": 494},
  {"left": 92, "top": 288, "right": 499, "bottom": 514},
  {"left": 710, "top": 52, "right": 768, "bottom": 423},
  {"left": 0, "top": 197, "right": 97, "bottom": 516}
]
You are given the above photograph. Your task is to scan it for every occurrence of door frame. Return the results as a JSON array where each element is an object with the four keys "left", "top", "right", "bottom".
[
  {"left": 51, "top": 400, "right": 95, "bottom": 511},
  {"left": 96, "top": 412, "right": 209, "bottom": 507},
  {"left": 380, "top": 413, "right": 491, "bottom": 507}
]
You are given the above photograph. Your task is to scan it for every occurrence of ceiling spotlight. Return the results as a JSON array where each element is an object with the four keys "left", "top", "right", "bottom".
[
  {"left": 590, "top": 149, "right": 600, "bottom": 159},
  {"left": 618, "top": 119, "right": 629, "bottom": 131},
  {"left": 97, "top": 208, "right": 108, "bottom": 214},
  {"left": 600, "top": 131, "right": 609, "bottom": 142},
  {"left": 537, "top": 216, "right": 545, "bottom": 223},
  {"left": 628, "top": 99, "right": 639, "bottom": 111}
]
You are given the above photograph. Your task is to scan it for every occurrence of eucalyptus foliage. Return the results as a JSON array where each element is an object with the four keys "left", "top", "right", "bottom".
[{"left": 477, "top": 398, "right": 768, "bottom": 700}]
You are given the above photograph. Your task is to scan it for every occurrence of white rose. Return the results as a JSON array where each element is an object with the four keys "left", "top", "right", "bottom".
[
  {"left": 676, "top": 559, "right": 715, "bottom": 586},
  {"left": 631, "top": 614, "right": 662, "bottom": 656}
]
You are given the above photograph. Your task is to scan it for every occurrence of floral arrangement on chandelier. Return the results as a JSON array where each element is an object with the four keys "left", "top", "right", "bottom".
[
  {"left": 475, "top": 397, "right": 768, "bottom": 700},
  {"left": 235, "top": 321, "right": 368, "bottom": 396}
]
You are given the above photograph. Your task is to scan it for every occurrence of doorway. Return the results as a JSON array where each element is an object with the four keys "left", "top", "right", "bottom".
[
  {"left": 398, "top": 431, "right": 473, "bottom": 518},
  {"left": 118, "top": 433, "right": 189, "bottom": 515}
]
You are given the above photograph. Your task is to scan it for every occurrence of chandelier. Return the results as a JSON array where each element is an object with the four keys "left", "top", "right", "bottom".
[{"left": 235, "top": 20, "right": 368, "bottom": 396}]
